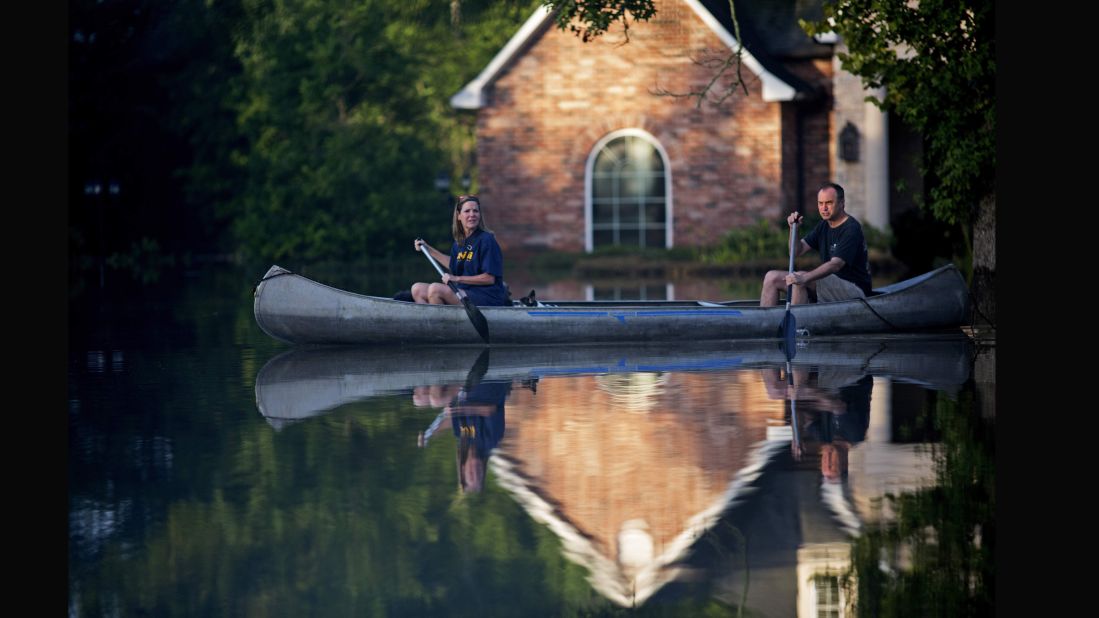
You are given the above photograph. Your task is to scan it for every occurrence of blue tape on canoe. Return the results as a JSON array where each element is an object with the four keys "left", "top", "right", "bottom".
[
  {"left": 531, "top": 366, "right": 611, "bottom": 376},
  {"left": 635, "top": 358, "right": 745, "bottom": 371},
  {"left": 528, "top": 310, "right": 743, "bottom": 318},
  {"left": 528, "top": 357, "right": 746, "bottom": 376},
  {"left": 529, "top": 311, "right": 610, "bottom": 316}
]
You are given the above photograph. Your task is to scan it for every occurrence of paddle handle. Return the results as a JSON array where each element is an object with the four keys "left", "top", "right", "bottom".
[
  {"left": 418, "top": 408, "right": 449, "bottom": 448},
  {"left": 419, "top": 242, "right": 467, "bottom": 299},
  {"left": 785, "top": 221, "right": 798, "bottom": 311},
  {"left": 419, "top": 241, "right": 447, "bottom": 278}
]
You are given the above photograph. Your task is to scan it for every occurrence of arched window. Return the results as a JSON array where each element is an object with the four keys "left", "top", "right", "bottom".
[{"left": 586, "top": 131, "right": 671, "bottom": 251}]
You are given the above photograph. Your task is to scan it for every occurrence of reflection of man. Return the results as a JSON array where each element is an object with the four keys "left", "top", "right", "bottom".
[
  {"left": 761, "top": 366, "right": 873, "bottom": 482},
  {"left": 414, "top": 380, "right": 511, "bottom": 493},
  {"left": 802, "top": 373, "right": 872, "bottom": 483}
]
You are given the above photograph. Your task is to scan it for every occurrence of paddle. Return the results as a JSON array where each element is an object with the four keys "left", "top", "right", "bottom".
[
  {"left": 787, "top": 360, "right": 802, "bottom": 461},
  {"left": 779, "top": 220, "right": 798, "bottom": 357},
  {"left": 419, "top": 241, "right": 490, "bottom": 343}
]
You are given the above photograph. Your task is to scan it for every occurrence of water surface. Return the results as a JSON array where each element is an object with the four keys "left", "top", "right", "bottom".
[{"left": 68, "top": 267, "right": 993, "bottom": 616}]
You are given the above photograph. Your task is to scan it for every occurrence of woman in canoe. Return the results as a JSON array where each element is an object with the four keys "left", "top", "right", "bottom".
[{"left": 411, "top": 194, "right": 510, "bottom": 306}]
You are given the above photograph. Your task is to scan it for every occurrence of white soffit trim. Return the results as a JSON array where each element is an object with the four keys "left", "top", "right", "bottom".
[
  {"left": 451, "top": 1, "right": 799, "bottom": 109},
  {"left": 681, "top": 0, "right": 797, "bottom": 102},
  {"left": 450, "top": 6, "right": 556, "bottom": 109}
]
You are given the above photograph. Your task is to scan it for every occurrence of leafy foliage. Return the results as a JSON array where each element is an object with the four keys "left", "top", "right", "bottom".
[
  {"left": 223, "top": 0, "right": 545, "bottom": 265},
  {"left": 229, "top": 1, "right": 448, "bottom": 263},
  {"left": 541, "top": 0, "right": 657, "bottom": 42}
]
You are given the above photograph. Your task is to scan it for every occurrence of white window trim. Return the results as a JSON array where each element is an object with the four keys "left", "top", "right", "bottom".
[{"left": 584, "top": 128, "right": 674, "bottom": 253}]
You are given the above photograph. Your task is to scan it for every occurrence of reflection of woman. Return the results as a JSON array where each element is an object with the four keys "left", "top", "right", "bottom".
[
  {"left": 449, "top": 381, "right": 510, "bottom": 493},
  {"left": 414, "top": 379, "right": 511, "bottom": 493},
  {"left": 411, "top": 195, "right": 509, "bottom": 306}
]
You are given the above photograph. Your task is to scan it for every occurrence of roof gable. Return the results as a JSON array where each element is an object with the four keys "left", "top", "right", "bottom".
[{"left": 451, "top": 0, "right": 818, "bottom": 110}]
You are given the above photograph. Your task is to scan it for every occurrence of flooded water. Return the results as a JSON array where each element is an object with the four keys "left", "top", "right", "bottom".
[{"left": 68, "top": 265, "right": 994, "bottom": 616}]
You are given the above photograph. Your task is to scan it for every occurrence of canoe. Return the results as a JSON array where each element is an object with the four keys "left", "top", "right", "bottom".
[
  {"left": 254, "top": 335, "right": 973, "bottom": 428},
  {"left": 252, "top": 263, "right": 970, "bottom": 345}
]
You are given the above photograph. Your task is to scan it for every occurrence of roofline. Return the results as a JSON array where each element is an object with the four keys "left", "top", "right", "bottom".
[
  {"left": 450, "top": 1, "right": 801, "bottom": 110},
  {"left": 681, "top": 0, "right": 797, "bottom": 102},
  {"left": 450, "top": 6, "right": 556, "bottom": 110}
]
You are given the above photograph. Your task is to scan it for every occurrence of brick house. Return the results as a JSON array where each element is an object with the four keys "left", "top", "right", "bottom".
[{"left": 452, "top": 0, "right": 909, "bottom": 258}]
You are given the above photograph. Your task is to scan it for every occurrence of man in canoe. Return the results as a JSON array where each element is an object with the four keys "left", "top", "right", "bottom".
[
  {"left": 760, "top": 182, "right": 873, "bottom": 306},
  {"left": 411, "top": 194, "right": 510, "bottom": 307}
]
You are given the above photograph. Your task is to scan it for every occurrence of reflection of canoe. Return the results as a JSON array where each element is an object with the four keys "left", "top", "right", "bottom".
[
  {"left": 253, "top": 264, "right": 970, "bottom": 345},
  {"left": 254, "top": 335, "right": 972, "bottom": 427}
]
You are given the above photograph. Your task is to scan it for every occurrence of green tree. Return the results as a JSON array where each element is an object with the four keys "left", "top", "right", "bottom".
[
  {"left": 227, "top": 0, "right": 446, "bottom": 265},
  {"left": 224, "top": 0, "right": 540, "bottom": 266}
]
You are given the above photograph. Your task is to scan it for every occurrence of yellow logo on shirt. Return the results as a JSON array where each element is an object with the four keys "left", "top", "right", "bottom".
[{"left": 457, "top": 250, "right": 475, "bottom": 262}]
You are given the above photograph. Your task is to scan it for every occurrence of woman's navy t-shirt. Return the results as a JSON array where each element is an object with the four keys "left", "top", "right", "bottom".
[{"left": 449, "top": 229, "right": 508, "bottom": 306}]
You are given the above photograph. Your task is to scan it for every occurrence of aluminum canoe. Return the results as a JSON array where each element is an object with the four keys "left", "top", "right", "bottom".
[{"left": 252, "top": 263, "right": 970, "bottom": 346}]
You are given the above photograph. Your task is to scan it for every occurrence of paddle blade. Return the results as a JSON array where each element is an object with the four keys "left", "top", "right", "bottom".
[
  {"left": 465, "top": 348, "right": 491, "bottom": 389},
  {"left": 460, "top": 296, "right": 491, "bottom": 343},
  {"left": 781, "top": 310, "right": 796, "bottom": 360}
]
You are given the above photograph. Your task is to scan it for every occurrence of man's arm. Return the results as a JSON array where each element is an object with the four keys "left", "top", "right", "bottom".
[
  {"left": 799, "top": 256, "right": 845, "bottom": 285},
  {"left": 796, "top": 238, "right": 811, "bottom": 257}
]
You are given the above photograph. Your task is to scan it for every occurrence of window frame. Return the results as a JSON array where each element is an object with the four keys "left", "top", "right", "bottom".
[{"left": 584, "top": 129, "right": 673, "bottom": 253}]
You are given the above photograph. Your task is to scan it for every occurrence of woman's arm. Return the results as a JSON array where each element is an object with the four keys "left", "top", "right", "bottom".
[
  {"left": 448, "top": 272, "right": 496, "bottom": 286},
  {"left": 444, "top": 403, "right": 497, "bottom": 416},
  {"left": 415, "top": 239, "right": 452, "bottom": 271}
]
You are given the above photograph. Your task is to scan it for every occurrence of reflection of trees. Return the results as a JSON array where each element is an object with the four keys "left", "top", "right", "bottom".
[
  {"left": 844, "top": 389, "right": 993, "bottom": 616},
  {"left": 69, "top": 393, "right": 622, "bottom": 616}
]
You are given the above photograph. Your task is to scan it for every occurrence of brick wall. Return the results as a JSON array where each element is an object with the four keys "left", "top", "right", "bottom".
[{"left": 471, "top": 2, "right": 833, "bottom": 256}]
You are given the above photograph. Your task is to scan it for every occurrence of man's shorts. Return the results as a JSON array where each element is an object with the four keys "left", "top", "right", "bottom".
[{"left": 815, "top": 274, "right": 866, "bottom": 302}]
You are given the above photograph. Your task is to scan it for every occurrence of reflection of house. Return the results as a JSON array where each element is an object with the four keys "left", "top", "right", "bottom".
[
  {"left": 489, "top": 371, "right": 943, "bottom": 614},
  {"left": 490, "top": 370, "right": 787, "bottom": 606},
  {"left": 797, "top": 543, "right": 853, "bottom": 618},
  {"left": 453, "top": 0, "right": 914, "bottom": 256},
  {"left": 847, "top": 377, "right": 937, "bottom": 525}
]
